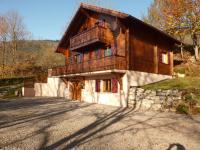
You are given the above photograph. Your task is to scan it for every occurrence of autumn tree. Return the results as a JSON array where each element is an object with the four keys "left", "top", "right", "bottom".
[
  {"left": 162, "top": 0, "right": 187, "bottom": 59},
  {"left": 163, "top": 0, "right": 200, "bottom": 60},
  {"left": 144, "top": 0, "right": 200, "bottom": 60},
  {"left": 143, "top": 0, "right": 166, "bottom": 30},
  {"left": 184, "top": 0, "right": 200, "bottom": 60}
]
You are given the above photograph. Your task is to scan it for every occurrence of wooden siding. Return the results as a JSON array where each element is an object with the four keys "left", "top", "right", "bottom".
[{"left": 129, "top": 23, "right": 174, "bottom": 75}]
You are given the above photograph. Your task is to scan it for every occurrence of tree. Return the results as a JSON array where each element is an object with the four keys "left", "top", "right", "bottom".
[
  {"left": 144, "top": 0, "right": 200, "bottom": 60},
  {"left": 183, "top": 0, "right": 200, "bottom": 60},
  {"left": 0, "top": 15, "right": 8, "bottom": 77},
  {"left": 5, "top": 11, "right": 30, "bottom": 64},
  {"left": 162, "top": 0, "right": 187, "bottom": 59}
]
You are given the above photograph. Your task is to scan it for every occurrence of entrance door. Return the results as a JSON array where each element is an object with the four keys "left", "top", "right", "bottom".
[{"left": 71, "top": 82, "right": 82, "bottom": 101}]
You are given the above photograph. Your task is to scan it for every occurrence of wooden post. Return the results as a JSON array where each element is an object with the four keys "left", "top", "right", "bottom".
[
  {"left": 113, "top": 73, "right": 123, "bottom": 90},
  {"left": 126, "top": 28, "right": 130, "bottom": 70},
  {"left": 154, "top": 46, "right": 158, "bottom": 74},
  {"left": 169, "top": 51, "right": 174, "bottom": 75}
]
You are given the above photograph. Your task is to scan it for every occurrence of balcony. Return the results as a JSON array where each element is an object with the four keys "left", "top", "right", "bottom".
[
  {"left": 50, "top": 55, "right": 127, "bottom": 76},
  {"left": 70, "top": 25, "right": 108, "bottom": 50}
]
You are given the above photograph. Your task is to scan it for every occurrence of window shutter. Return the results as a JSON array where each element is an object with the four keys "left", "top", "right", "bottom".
[
  {"left": 103, "top": 80, "right": 106, "bottom": 92},
  {"left": 168, "top": 52, "right": 170, "bottom": 64},
  {"left": 159, "top": 49, "right": 162, "bottom": 63},
  {"left": 111, "top": 44, "right": 116, "bottom": 55},
  {"left": 89, "top": 51, "right": 92, "bottom": 60},
  {"left": 95, "top": 80, "right": 100, "bottom": 92},
  {"left": 112, "top": 78, "right": 118, "bottom": 93},
  {"left": 108, "top": 80, "right": 111, "bottom": 92},
  {"left": 98, "top": 49, "right": 101, "bottom": 58},
  {"left": 70, "top": 56, "right": 73, "bottom": 64}
]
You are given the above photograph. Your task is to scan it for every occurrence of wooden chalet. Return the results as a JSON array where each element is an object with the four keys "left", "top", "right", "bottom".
[{"left": 47, "top": 3, "right": 181, "bottom": 107}]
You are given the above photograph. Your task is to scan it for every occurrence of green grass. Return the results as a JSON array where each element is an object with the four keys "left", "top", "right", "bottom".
[
  {"left": 174, "top": 66, "right": 186, "bottom": 74},
  {"left": 143, "top": 77, "right": 200, "bottom": 90}
]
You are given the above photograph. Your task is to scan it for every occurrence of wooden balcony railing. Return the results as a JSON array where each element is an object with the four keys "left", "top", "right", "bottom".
[
  {"left": 70, "top": 25, "right": 108, "bottom": 50},
  {"left": 50, "top": 56, "right": 127, "bottom": 76}
]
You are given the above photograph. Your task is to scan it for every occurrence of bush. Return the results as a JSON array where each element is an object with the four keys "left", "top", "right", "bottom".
[
  {"left": 176, "top": 104, "right": 189, "bottom": 114},
  {"left": 185, "top": 93, "right": 198, "bottom": 106},
  {"left": 174, "top": 66, "right": 186, "bottom": 74}
]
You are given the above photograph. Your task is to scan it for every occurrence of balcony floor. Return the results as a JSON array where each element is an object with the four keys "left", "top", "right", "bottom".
[{"left": 51, "top": 69, "right": 126, "bottom": 78}]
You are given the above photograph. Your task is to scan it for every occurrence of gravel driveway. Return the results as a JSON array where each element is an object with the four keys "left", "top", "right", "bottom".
[{"left": 0, "top": 97, "right": 200, "bottom": 150}]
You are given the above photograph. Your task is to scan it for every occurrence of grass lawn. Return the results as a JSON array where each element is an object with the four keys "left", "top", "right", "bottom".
[{"left": 143, "top": 77, "right": 200, "bottom": 90}]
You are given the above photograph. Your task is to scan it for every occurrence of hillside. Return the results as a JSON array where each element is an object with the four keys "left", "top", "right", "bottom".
[
  {"left": 0, "top": 40, "right": 65, "bottom": 79},
  {"left": 0, "top": 40, "right": 65, "bottom": 67},
  {"left": 17, "top": 40, "right": 65, "bottom": 67}
]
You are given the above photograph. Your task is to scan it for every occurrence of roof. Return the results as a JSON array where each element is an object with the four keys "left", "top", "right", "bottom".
[{"left": 56, "top": 3, "right": 181, "bottom": 53}]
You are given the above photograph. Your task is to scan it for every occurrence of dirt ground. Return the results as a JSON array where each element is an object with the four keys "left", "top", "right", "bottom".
[{"left": 0, "top": 97, "right": 200, "bottom": 150}]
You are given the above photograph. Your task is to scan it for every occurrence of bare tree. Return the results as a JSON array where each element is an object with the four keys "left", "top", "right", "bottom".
[
  {"left": 0, "top": 15, "right": 8, "bottom": 77},
  {"left": 5, "top": 11, "right": 30, "bottom": 64}
]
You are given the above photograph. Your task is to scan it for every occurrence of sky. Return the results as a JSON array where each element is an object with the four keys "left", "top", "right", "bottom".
[{"left": 0, "top": 0, "right": 153, "bottom": 40}]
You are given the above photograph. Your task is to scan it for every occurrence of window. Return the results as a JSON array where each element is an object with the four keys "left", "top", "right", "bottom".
[
  {"left": 103, "top": 79, "right": 111, "bottom": 92},
  {"left": 104, "top": 47, "right": 112, "bottom": 57},
  {"left": 77, "top": 54, "right": 83, "bottom": 64},
  {"left": 95, "top": 80, "right": 100, "bottom": 92},
  {"left": 69, "top": 56, "right": 73, "bottom": 64},
  {"left": 96, "top": 79, "right": 118, "bottom": 93},
  {"left": 161, "top": 52, "right": 169, "bottom": 64},
  {"left": 99, "top": 19, "right": 106, "bottom": 27},
  {"left": 95, "top": 19, "right": 106, "bottom": 27}
]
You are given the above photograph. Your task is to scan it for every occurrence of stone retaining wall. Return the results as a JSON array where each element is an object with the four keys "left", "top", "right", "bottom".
[{"left": 128, "top": 88, "right": 182, "bottom": 111}]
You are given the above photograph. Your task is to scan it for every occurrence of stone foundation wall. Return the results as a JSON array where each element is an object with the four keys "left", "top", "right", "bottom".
[{"left": 128, "top": 88, "right": 182, "bottom": 111}]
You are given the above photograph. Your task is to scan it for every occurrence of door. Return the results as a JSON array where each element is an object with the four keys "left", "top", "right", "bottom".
[{"left": 71, "top": 82, "right": 82, "bottom": 101}]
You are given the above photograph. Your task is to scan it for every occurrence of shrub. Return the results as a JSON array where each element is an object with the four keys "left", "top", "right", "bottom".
[
  {"left": 174, "top": 66, "right": 186, "bottom": 74},
  {"left": 176, "top": 104, "right": 189, "bottom": 114},
  {"left": 185, "top": 93, "right": 197, "bottom": 106}
]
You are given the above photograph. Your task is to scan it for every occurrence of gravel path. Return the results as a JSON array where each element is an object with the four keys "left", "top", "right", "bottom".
[{"left": 0, "top": 97, "right": 200, "bottom": 150}]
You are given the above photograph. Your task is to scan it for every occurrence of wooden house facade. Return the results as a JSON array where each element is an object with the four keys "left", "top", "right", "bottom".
[{"left": 47, "top": 3, "right": 181, "bottom": 107}]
